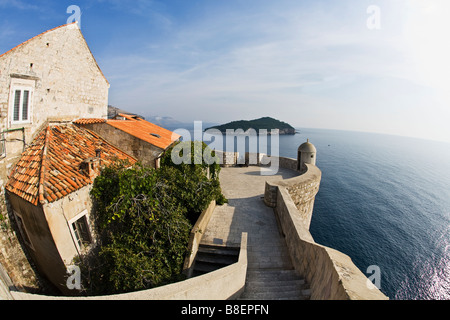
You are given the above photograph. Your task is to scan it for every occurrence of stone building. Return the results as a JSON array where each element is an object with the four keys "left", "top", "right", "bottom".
[
  {"left": 0, "top": 22, "right": 110, "bottom": 291},
  {"left": 0, "top": 21, "right": 109, "bottom": 168},
  {"left": 0, "top": 22, "right": 181, "bottom": 293},
  {"left": 5, "top": 123, "right": 137, "bottom": 294},
  {"left": 74, "top": 113, "right": 181, "bottom": 168}
]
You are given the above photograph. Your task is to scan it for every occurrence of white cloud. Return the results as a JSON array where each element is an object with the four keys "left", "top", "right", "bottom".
[{"left": 101, "top": 0, "right": 450, "bottom": 142}]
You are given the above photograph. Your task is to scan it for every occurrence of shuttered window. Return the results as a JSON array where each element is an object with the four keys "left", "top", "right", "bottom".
[
  {"left": 22, "top": 90, "right": 29, "bottom": 121},
  {"left": 13, "top": 90, "right": 21, "bottom": 121},
  {"left": 10, "top": 87, "right": 32, "bottom": 124}
]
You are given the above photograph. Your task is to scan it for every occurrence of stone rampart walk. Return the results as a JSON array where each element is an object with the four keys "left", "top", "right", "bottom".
[{"left": 201, "top": 166, "right": 310, "bottom": 299}]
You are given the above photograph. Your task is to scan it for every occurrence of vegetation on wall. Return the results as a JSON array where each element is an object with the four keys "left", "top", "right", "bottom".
[{"left": 78, "top": 141, "right": 226, "bottom": 295}]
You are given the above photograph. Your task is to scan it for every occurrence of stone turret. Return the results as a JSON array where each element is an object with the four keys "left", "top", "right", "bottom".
[{"left": 297, "top": 139, "right": 317, "bottom": 172}]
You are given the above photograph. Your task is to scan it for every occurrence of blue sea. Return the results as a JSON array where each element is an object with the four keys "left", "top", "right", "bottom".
[
  {"left": 175, "top": 125, "right": 450, "bottom": 300},
  {"left": 278, "top": 128, "right": 450, "bottom": 300}
]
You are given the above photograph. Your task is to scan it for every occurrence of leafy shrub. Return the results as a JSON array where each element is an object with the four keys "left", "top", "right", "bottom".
[
  {"left": 79, "top": 141, "right": 227, "bottom": 295},
  {"left": 160, "top": 140, "right": 227, "bottom": 223}
]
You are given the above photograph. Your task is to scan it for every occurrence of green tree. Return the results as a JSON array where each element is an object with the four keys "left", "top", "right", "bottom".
[
  {"left": 160, "top": 140, "right": 227, "bottom": 224},
  {"left": 82, "top": 163, "right": 191, "bottom": 294},
  {"left": 78, "top": 141, "right": 227, "bottom": 295}
]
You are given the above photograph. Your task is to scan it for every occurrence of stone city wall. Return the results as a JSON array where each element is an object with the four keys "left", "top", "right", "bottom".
[
  {"left": 10, "top": 233, "right": 248, "bottom": 300},
  {"left": 267, "top": 161, "right": 388, "bottom": 300}
]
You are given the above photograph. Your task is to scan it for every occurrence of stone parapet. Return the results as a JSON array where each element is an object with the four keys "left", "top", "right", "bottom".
[
  {"left": 11, "top": 233, "right": 248, "bottom": 300},
  {"left": 183, "top": 200, "right": 216, "bottom": 277},
  {"left": 266, "top": 163, "right": 388, "bottom": 300}
]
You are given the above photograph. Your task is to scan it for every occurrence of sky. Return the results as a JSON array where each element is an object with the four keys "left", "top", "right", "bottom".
[{"left": 1, "top": 0, "right": 450, "bottom": 143}]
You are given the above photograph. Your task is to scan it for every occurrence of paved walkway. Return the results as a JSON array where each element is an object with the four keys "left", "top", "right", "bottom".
[{"left": 201, "top": 166, "right": 298, "bottom": 270}]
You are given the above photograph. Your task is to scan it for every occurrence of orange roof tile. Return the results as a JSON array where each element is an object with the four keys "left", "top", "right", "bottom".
[
  {"left": 106, "top": 113, "right": 181, "bottom": 150},
  {"left": 73, "top": 118, "right": 107, "bottom": 125},
  {"left": 5, "top": 124, "right": 137, "bottom": 206}
]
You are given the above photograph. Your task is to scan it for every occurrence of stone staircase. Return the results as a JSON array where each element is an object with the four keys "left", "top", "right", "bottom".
[
  {"left": 191, "top": 243, "right": 310, "bottom": 300},
  {"left": 239, "top": 269, "right": 310, "bottom": 300},
  {"left": 192, "top": 244, "right": 240, "bottom": 277}
]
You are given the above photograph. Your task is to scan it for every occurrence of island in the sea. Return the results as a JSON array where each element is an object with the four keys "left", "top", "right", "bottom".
[{"left": 205, "top": 117, "right": 296, "bottom": 135}]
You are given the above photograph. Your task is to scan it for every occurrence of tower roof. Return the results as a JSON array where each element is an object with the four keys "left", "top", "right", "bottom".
[{"left": 298, "top": 139, "right": 317, "bottom": 153}]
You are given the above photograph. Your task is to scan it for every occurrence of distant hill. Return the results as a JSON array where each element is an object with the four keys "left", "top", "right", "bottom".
[
  {"left": 144, "top": 115, "right": 184, "bottom": 127},
  {"left": 108, "top": 105, "right": 145, "bottom": 119},
  {"left": 205, "top": 117, "right": 296, "bottom": 135}
]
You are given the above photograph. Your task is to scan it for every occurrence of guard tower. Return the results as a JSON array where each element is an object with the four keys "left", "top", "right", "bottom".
[{"left": 297, "top": 139, "right": 317, "bottom": 172}]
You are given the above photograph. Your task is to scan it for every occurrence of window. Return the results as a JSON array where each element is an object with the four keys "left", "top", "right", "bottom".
[
  {"left": 9, "top": 78, "right": 34, "bottom": 125},
  {"left": 11, "top": 88, "right": 31, "bottom": 123},
  {"left": 69, "top": 211, "right": 92, "bottom": 251},
  {"left": 0, "top": 132, "right": 5, "bottom": 157}
]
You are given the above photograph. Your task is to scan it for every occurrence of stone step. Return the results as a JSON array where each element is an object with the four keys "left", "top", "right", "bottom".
[
  {"left": 239, "top": 285, "right": 311, "bottom": 300},
  {"left": 197, "top": 244, "right": 240, "bottom": 256},
  {"left": 239, "top": 269, "right": 311, "bottom": 300},
  {"left": 246, "top": 269, "right": 301, "bottom": 281},
  {"left": 192, "top": 244, "right": 240, "bottom": 277},
  {"left": 195, "top": 252, "right": 239, "bottom": 265},
  {"left": 239, "top": 290, "right": 311, "bottom": 300},
  {"left": 245, "top": 278, "right": 306, "bottom": 289}
]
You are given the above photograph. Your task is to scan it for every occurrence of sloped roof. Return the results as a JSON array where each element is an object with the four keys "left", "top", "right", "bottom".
[
  {"left": 106, "top": 113, "right": 181, "bottom": 150},
  {"left": 0, "top": 22, "right": 109, "bottom": 85},
  {"left": 5, "top": 124, "right": 137, "bottom": 206}
]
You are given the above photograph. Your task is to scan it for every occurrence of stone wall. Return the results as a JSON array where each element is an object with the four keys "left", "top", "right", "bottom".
[
  {"left": 183, "top": 201, "right": 216, "bottom": 277},
  {"left": 0, "top": 23, "right": 108, "bottom": 171},
  {"left": 10, "top": 233, "right": 248, "bottom": 300},
  {"left": 275, "top": 184, "right": 387, "bottom": 300},
  {"left": 0, "top": 203, "right": 41, "bottom": 293},
  {"left": 7, "top": 192, "right": 67, "bottom": 293},
  {"left": 268, "top": 161, "right": 388, "bottom": 300},
  {"left": 81, "top": 122, "right": 163, "bottom": 168}
]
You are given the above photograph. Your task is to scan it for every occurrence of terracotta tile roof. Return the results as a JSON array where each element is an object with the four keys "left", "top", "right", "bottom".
[
  {"left": 73, "top": 118, "right": 107, "bottom": 125},
  {"left": 106, "top": 113, "right": 181, "bottom": 150},
  {"left": 5, "top": 124, "right": 137, "bottom": 206}
]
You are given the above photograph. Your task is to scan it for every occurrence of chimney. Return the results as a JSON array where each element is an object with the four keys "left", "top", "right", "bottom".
[{"left": 81, "top": 158, "right": 100, "bottom": 180}]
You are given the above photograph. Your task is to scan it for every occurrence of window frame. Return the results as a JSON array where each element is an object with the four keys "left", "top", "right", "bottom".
[
  {"left": 68, "top": 210, "right": 92, "bottom": 252},
  {"left": 8, "top": 79, "right": 34, "bottom": 125},
  {"left": 0, "top": 132, "right": 5, "bottom": 158}
]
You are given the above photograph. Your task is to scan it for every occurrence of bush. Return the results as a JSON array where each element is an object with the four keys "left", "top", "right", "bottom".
[
  {"left": 81, "top": 163, "right": 191, "bottom": 294},
  {"left": 160, "top": 140, "right": 227, "bottom": 224},
  {"left": 78, "top": 141, "right": 227, "bottom": 295}
]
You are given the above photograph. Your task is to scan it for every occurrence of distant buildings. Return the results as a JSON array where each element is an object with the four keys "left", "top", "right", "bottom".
[{"left": 0, "top": 22, "right": 179, "bottom": 293}]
